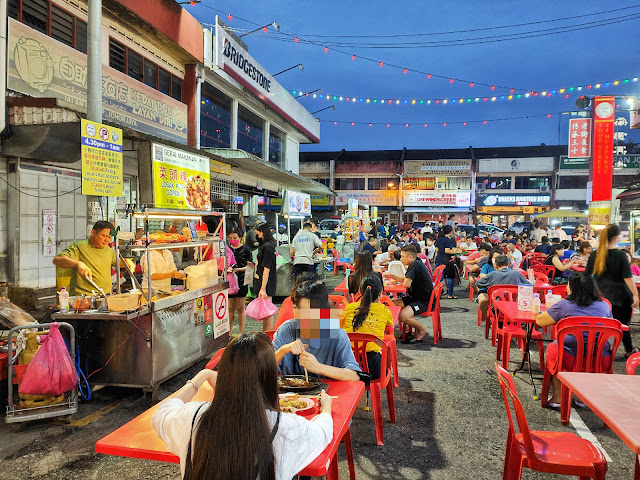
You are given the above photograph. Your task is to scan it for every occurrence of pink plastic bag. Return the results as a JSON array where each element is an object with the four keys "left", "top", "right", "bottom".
[
  {"left": 19, "top": 323, "right": 78, "bottom": 396},
  {"left": 227, "top": 272, "right": 239, "bottom": 295},
  {"left": 245, "top": 297, "right": 278, "bottom": 320}
]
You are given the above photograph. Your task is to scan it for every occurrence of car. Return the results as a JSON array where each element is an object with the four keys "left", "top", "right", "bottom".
[
  {"left": 510, "top": 221, "right": 533, "bottom": 235},
  {"left": 318, "top": 219, "right": 340, "bottom": 236},
  {"left": 457, "top": 224, "right": 478, "bottom": 237},
  {"left": 478, "top": 225, "right": 505, "bottom": 238}
]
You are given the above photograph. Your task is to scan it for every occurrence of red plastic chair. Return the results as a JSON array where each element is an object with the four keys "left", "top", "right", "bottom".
[
  {"left": 328, "top": 295, "right": 348, "bottom": 309},
  {"left": 495, "top": 300, "right": 545, "bottom": 371},
  {"left": 398, "top": 281, "right": 444, "bottom": 344},
  {"left": 481, "top": 285, "right": 519, "bottom": 345},
  {"left": 540, "top": 316, "right": 623, "bottom": 425},
  {"left": 532, "top": 263, "right": 556, "bottom": 283},
  {"left": 533, "top": 272, "right": 550, "bottom": 284},
  {"left": 627, "top": 352, "right": 640, "bottom": 375},
  {"left": 432, "top": 264, "right": 446, "bottom": 285},
  {"left": 331, "top": 248, "right": 352, "bottom": 276},
  {"left": 347, "top": 333, "right": 395, "bottom": 446},
  {"left": 379, "top": 295, "right": 394, "bottom": 307},
  {"left": 205, "top": 347, "right": 226, "bottom": 370},
  {"left": 264, "top": 330, "right": 276, "bottom": 341},
  {"left": 495, "top": 363, "right": 608, "bottom": 479},
  {"left": 549, "top": 285, "right": 568, "bottom": 298}
]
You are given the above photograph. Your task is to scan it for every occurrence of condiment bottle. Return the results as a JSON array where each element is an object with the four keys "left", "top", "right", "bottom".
[
  {"left": 532, "top": 294, "right": 541, "bottom": 314},
  {"left": 58, "top": 287, "right": 69, "bottom": 309},
  {"left": 545, "top": 290, "right": 554, "bottom": 309}
]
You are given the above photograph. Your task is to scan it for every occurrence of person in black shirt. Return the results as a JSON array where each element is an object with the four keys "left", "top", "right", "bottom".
[
  {"left": 253, "top": 222, "right": 277, "bottom": 331},
  {"left": 435, "top": 225, "right": 462, "bottom": 298},
  {"left": 386, "top": 245, "right": 433, "bottom": 342},
  {"left": 534, "top": 236, "right": 550, "bottom": 254},
  {"left": 227, "top": 231, "right": 252, "bottom": 334}
]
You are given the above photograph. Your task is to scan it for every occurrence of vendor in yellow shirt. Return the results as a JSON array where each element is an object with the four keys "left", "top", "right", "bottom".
[
  {"left": 53, "top": 221, "right": 116, "bottom": 296},
  {"left": 342, "top": 274, "right": 393, "bottom": 380}
]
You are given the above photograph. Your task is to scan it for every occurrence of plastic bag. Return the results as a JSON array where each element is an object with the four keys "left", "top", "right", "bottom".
[
  {"left": 184, "top": 260, "right": 219, "bottom": 290},
  {"left": 244, "top": 265, "right": 255, "bottom": 285},
  {"left": 246, "top": 297, "right": 278, "bottom": 320},
  {"left": 227, "top": 271, "right": 239, "bottom": 295},
  {"left": 19, "top": 323, "right": 78, "bottom": 396},
  {"left": 275, "top": 253, "right": 289, "bottom": 271}
]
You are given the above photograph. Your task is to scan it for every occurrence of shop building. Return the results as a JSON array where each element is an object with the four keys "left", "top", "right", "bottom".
[{"left": 0, "top": 1, "right": 330, "bottom": 307}]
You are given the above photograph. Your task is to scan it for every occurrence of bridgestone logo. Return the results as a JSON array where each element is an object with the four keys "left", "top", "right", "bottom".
[{"left": 223, "top": 40, "right": 271, "bottom": 93}]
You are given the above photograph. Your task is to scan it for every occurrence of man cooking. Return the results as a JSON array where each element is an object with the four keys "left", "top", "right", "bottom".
[{"left": 53, "top": 220, "right": 117, "bottom": 296}]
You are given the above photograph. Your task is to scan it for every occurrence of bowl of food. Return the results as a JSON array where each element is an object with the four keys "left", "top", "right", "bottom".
[
  {"left": 278, "top": 394, "right": 315, "bottom": 415},
  {"left": 278, "top": 375, "right": 322, "bottom": 392}
]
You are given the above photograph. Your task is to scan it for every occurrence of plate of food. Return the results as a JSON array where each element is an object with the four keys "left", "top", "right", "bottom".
[
  {"left": 278, "top": 375, "right": 322, "bottom": 392},
  {"left": 185, "top": 175, "right": 211, "bottom": 210},
  {"left": 278, "top": 393, "right": 315, "bottom": 414}
]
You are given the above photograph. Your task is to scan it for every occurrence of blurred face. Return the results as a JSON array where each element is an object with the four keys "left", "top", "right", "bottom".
[
  {"left": 228, "top": 232, "right": 241, "bottom": 246},
  {"left": 90, "top": 228, "right": 112, "bottom": 248},
  {"left": 254, "top": 228, "right": 263, "bottom": 240},
  {"left": 531, "top": 240, "right": 537, "bottom": 247},
  {"left": 465, "top": 238, "right": 472, "bottom": 245},
  {"left": 556, "top": 249, "right": 565, "bottom": 257},
  {"left": 400, "top": 251, "right": 414, "bottom": 266},
  {"left": 583, "top": 245, "right": 592, "bottom": 255},
  {"left": 507, "top": 243, "right": 515, "bottom": 252}
]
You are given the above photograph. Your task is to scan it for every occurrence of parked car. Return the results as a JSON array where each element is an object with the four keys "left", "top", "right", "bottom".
[
  {"left": 510, "top": 221, "right": 533, "bottom": 235},
  {"left": 478, "top": 225, "right": 505, "bottom": 238},
  {"left": 457, "top": 224, "right": 478, "bottom": 237},
  {"left": 318, "top": 219, "right": 340, "bottom": 237}
]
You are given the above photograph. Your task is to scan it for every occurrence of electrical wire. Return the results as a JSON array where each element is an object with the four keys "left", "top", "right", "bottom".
[{"left": 0, "top": 176, "right": 82, "bottom": 198}]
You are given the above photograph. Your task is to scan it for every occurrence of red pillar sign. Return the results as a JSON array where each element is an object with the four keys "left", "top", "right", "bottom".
[{"left": 590, "top": 96, "right": 615, "bottom": 202}]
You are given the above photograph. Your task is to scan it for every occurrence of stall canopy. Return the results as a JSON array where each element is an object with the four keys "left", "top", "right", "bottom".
[{"left": 204, "top": 148, "right": 334, "bottom": 196}]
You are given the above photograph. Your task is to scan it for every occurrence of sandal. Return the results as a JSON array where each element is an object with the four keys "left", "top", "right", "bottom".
[
  {"left": 547, "top": 400, "right": 561, "bottom": 409},
  {"left": 625, "top": 347, "right": 640, "bottom": 358},
  {"left": 447, "top": 296, "right": 459, "bottom": 299}
]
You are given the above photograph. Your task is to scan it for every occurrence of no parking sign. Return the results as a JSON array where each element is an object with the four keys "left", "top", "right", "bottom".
[{"left": 213, "top": 290, "right": 230, "bottom": 339}]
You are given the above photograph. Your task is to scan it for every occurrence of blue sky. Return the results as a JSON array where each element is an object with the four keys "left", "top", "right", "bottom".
[{"left": 189, "top": 1, "right": 640, "bottom": 151}]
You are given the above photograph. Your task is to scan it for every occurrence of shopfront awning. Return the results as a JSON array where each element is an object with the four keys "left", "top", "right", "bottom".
[
  {"left": 204, "top": 148, "right": 334, "bottom": 196},
  {"left": 403, "top": 207, "right": 471, "bottom": 213}
]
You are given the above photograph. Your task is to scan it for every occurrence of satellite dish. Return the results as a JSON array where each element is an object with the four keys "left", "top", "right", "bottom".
[{"left": 576, "top": 96, "right": 591, "bottom": 109}]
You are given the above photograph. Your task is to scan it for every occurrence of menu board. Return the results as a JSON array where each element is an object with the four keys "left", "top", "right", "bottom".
[
  {"left": 152, "top": 144, "right": 211, "bottom": 210},
  {"left": 282, "top": 190, "right": 311, "bottom": 216},
  {"left": 81, "top": 119, "right": 123, "bottom": 197}
]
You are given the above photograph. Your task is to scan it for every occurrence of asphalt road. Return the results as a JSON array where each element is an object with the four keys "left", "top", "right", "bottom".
[{"left": 1, "top": 275, "right": 638, "bottom": 479}]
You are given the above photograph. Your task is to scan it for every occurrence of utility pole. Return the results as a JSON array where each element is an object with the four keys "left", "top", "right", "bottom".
[{"left": 87, "top": 0, "right": 102, "bottom": 122}]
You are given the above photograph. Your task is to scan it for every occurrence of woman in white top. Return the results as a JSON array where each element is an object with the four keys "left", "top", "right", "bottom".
[
  {"left": 141, "top": 249, "right": 186, "bottom": 294},
  {"left": 152, "top": 332, "right": 333, "bottom": 480}
]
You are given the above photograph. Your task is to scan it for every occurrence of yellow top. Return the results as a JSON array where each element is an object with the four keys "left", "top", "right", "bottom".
[{"left": 342, "top": 301, "right": 393, "bottom": 353}]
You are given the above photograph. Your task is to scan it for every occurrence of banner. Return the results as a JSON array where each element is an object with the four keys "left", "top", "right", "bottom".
[
  {"left": 404, "top": 159, "right": 471, "bottom": 177},
  {"left": 589, "top": 200, "right": 611, "bottom": 225},
  {"left": 590, "top": 97, "right": 615, "bottom": 202},
  {"left": 403, "top": 190, "right": 472, "bottom": 207},
  {"left": 81, "top": 119, "right": 123, "bottom": 197},
  {"left": 8, "top": 19, "right": 188, "bottom": 144},
  {"left": 335, "top": 190, "right": 398, "bottom": 206},
  {"left": 282, "top": 190, "right": 311, "bottom": 216},
  {"left": 152, "top": 144, "right": 211, "bottom": 210},
  {"left": 568, "top": 118, "right": 592, "bottom": 158}
]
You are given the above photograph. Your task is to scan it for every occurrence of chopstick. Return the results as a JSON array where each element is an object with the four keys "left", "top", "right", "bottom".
[
  {"left": 304, "top": 367, "right": 309, "bottom": 384},
  {"left": 283, "top": 394, "right": 338, "bottom": 399}
]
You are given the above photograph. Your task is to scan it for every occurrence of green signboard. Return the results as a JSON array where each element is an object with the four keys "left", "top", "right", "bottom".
[{"left": 559, "top": 155, "right": 640, "bottom": 170}]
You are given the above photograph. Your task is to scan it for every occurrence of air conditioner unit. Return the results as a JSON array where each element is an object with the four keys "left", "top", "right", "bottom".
[
  {"left": 539, "top": 185, "right": 551, "bottom": 193},
  {"left": 436, "top": 182, "right": 446, "bottom": 190},
  {"left": 476, "top": 183, "right": 486, "bottom": 191}
]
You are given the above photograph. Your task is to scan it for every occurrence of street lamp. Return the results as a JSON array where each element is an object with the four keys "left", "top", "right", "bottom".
[
  {"left": 240, "top": 21, "right": 280, "bottom": 38},
  {"left": 273, "top": 64, "right": 303, "bottom": 76},
  {"left": 311, "top": 105, "right": 335, "bottom": 115}
]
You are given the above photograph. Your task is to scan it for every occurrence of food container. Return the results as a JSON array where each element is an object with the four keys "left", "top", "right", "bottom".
[{"left": 107, "top": 293, "right": 141, "bottom": 312}]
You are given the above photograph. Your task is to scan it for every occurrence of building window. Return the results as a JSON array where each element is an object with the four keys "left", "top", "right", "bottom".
[
  {"left": 109, "top": 38, "right": 183, "bottom": 102},
  {"left": 336, "top": 178, "right": 365, "bottom": 190},
  {"left": 368, "top": 177, "right": 397, "bottom": 190},
  {"left": 12, "top": 0, "right": 87, "bottom": 53},
  {"left": 200, "top": 84, "right": 232, "bottom": 149},
  {"left": 443, "top": 177, "right": 471, "bottom": 190},
  {"left": 237, "top": 105, "right": 264, "bottom": 158},
  {"left": 312, "top": 178, "right": 331, "bottom": 187},
  {"left": 514, "top": 176, "right": 551, "bottom": 189},
  {"left": 269, "top": 126, "right": 285, "bottom": 166},
  {"left": 478, "top": 176, "right": 511, "bottom": 189},
  {"left": 557, "top": 176, "right": 588, "bottom": 189},
  {"left": 613, "top": 175, "right": 637, "bottom": 187}
]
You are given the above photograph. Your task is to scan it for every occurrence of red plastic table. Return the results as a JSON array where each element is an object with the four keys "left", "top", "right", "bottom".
[
  {"left": 335, "top": 278, "right": 349, "bottom": 296},
  {"left": 570, "top": 264, "right": 586, "bottom": 272},
  {"left": 95, "top": 380, "right": 364, "bottom": 479},
  {"left": 385, "top": 306, "right": 400, "bottom": 387},
  {"left": 558, "top": 372, "right": 640, "bottom": 479},
  {"left": 383, "top": 282, "right": 407, "bottom": 294}
]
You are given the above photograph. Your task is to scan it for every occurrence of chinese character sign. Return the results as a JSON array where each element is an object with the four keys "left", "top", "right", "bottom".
[
  {"left": 80, "top": 119, "right": 123, "bottom": 197},
  {"left": 152, "top": 144, "right": 211, "bottom": 210},
  {"left": 590, "top": 97, "right": 615, "bottom": 202},
  {"left": 568, "top": 118, "right": 592, "bottom": 158}
]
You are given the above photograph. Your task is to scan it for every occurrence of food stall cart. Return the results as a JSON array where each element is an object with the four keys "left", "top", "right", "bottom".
[{"left": 52, "top": 208, "right": 230, "bottom": 402}]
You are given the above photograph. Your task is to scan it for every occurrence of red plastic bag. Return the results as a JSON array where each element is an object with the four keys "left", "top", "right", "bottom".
[
  {"left": 19, "top": 323, "right": 78, "bottom": 396},
  {"left": 246, "top": 297, "right": 278, "bottom": 320}
]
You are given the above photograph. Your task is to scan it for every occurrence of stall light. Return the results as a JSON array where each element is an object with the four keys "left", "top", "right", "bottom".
[
  {"left": 130, "top": 241, "right": 212, "bottom": 252},
  {"left": 132, "top": 213, "right": 205, "bottom": 221}
]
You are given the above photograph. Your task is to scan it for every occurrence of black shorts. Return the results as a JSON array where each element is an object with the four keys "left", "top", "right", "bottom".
[
  {"left": 229, "top": 284, "right": 248, "bottom": 298},
  {"left": 366, "top": 351, "right": 382, "bottom": 381},
  {"left": 401, "top": 296, "right": 429, "bottom": 315}
]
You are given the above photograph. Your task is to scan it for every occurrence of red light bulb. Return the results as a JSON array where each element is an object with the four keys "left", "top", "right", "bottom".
[
  {"left": 427, "top": 74, "right": 432, "bottom": 79},
  {"left": 295, "top": 37, "right": 299, "bottom": 43},
  {"left": 470, "top": 82, "right": 474, "bottom": 87},
  {"left": 403, "top": 68, "right": 408, "bottom": 74},
  {"left": 449, "top": 78, "right": 454, "bottom": 84},
  {"left": 324, "top": 47, "right": 328, "bottom": 53},
  {"left": 491, "top": 85, "right": 495, "bottom": 90},
  {"left": 352, "top": 55, "right": 355, "bottom": 60},
  {"left": 263, "top": 27, "right": 267, "bottom": 32},
  {"left": 379, "top": 61, "right": 384, "bottom": 67},
  {"left": 228, "top": 14, "right": 232, "bottom": 20}
]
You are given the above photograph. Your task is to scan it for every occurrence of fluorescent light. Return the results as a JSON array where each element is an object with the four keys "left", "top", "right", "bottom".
[{"left": 130, "top": 241, "right": 213, "bottom": 252}]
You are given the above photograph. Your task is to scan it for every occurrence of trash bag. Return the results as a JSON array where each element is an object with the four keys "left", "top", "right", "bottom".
[
  {"left": 19, "top": 323, "right": 78, "bottom": 396},
  {"left": 245, "top": 297, "right": 278, "bottom": 320},
  {"left": 227, "top": 271, "right": 240, "bottom": 295}
]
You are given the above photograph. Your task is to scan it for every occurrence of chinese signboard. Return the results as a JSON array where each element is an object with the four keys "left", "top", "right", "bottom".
[
  {"left": 152, "top": 144, "right": 211, "bottom": 210},
  {"left": 80, "top": 119, "right": 123, "bottom": 197},
  {"left": 403, "top": 191, "right": 472, "bottom": 207},
  {"left": 590, "top": 97, "right": 615, "bottom": 202},
  {"left": 335, "top": 190, "right": 398, "bottom": 206},
  {"left": 282, "top": 190, "right": 311, "bottom": 216},
  {"left": 8, "top": 19, "right": 188, "bottom": 144},
  {"left": 403, "top": 178, "right": 436, "bottom": 190},
  {"left": 568, "top": 118, "right": 592, "bottom": 158},
  {"left": 404, "top": 159, "right": 471, "bottom": 177},
  {"left": 559, "top": 154, "right": 640, "bottom": 171},
  {"left": 588, "top": 200, "right": 611, "bottom": 225},
  {"left": 477, "top": 194, "right": 551, "bottom": 206}
]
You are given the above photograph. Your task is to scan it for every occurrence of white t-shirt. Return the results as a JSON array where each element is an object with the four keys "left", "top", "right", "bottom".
[
  {"left": 462, "top": 242, "right": 477, "bottom": 251},
  {"left": 376, "top": 252, "right": 390, "bottom": 264},
  {"left": 508, "top": 248, "right": 523, "bottom": 267},
  {"left": 141, "top": 249, "right": 177, "bottom": 294},
  {"left": 531, "top": 228, "right": 545, "bottom": 243},
  {"left": 292, "top": 230, "right": 322, "bottom": 265},
  {"left": 152, "top": 398, "right": 333, "bottom": 479},
  {"left": 426, "top": 244, "right": 436, "bottom": 260},
  {"left": 554, "top": 229, "right": 568, "bottom": 241}
]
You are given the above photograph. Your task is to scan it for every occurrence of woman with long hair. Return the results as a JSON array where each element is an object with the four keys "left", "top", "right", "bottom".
[
  {"left": 586, "top": 224, "right": 640, "bottom": 357},
  {"left": 227, "top": 231, "right": 252, "bottom": 334},
  {"left": 544, "top": 244, "right": 579, "bottom": 284},
  {"left": 348, "top": 251, "right": 383, "bottom": 296},
  {"left": 570, "top": 240, "right": 592, "bottom": 264},
  {"left": 253, "top": 222, "right": 278, "bottom": 331},
  {"left": 152, "top": 332, "right": 333, "bottom": 480},
  {"left": 536, "top": 273, "right": 614, "bottom": 407},
  {"left": 342, "top": 274, "right": 393, "bottom": 380}
]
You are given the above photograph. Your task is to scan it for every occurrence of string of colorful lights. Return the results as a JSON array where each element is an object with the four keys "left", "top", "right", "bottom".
[{"left": 291, "top": 77, "right": 639, "bottom": 107}]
